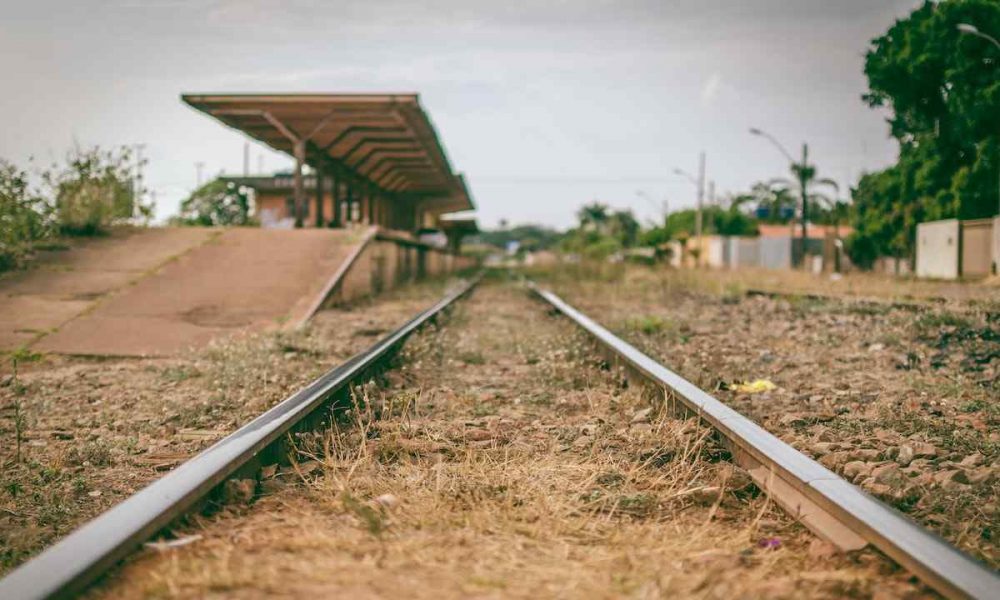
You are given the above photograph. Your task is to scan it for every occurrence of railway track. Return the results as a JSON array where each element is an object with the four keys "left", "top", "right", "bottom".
[
  {"left": 528, "top": 282, "right": 998, "bottom": 600},
  {"left": 1, "top": 275, "right": 996, "bottom": 599},
  {"left": 0, "top": 276, "right": 480, "bottom": 600}
]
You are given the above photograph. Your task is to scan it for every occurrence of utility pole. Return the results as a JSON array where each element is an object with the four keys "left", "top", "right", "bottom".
[
  {"left": 195, "top": 162, "right": 205, "bottom": 188},
  {"left": 696, "top": 151, "right": 706, "bottom": 244},
  {"left": 673, "top": 152, "right": 707, "bottom": 266},
  {"left": 243, "top": 142, "right": 250, "bottom": 177},
  {"left": 707, "top": 179, "right": 716, "bottom": 234},
  {"left": 799, "top": 143, "right": 809, "bottom": 257}
]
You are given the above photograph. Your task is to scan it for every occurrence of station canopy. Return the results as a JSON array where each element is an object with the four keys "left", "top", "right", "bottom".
[{"left": 182, "top": 93, "right": 474, "bottom": 214}]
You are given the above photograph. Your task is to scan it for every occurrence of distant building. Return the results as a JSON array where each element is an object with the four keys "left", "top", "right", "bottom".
[
  {"left": 916, "top": 218, "right": 998, "bottom": 279},
  {"left": 219, "top": 173, "right": 331, "bottom": 229}
]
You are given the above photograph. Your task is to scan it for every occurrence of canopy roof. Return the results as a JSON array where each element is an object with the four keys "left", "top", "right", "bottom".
[
  {"left": 182, "top": 93, "right": 473, "bottom": 214},
  {"left": 438, "top": 212, "right": 479, "bottom": 234}
]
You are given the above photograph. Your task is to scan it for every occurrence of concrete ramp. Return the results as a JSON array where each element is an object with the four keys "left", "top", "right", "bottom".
[
  {"left": 27, "top": 228, "right": 367, "bottom": 357},
  {"left": 0, "top": 228, "right": 214, "bottom": 351}
]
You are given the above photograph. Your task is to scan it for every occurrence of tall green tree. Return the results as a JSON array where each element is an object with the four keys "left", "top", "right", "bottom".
[{"left": 850, "top": 0, "right": 1000, "bottom": 264}]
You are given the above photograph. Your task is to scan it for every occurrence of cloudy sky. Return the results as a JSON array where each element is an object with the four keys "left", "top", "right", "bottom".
[{"left": 1, "top": 0, "right": 921, "bottom": 228}]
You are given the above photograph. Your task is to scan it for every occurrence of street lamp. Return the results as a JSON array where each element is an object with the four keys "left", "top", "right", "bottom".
[
  {"left": 957, "top": 23, "right": 1000, "bottom": 219},
  {"left": 957, "top": 23, "right": 1000, "bottom": 50},
  {"left": 636, "top": 190, "right": 669, "bottom": 222},
  {"left": 750, "top": 127, "right": 810, "bottom": 265}
]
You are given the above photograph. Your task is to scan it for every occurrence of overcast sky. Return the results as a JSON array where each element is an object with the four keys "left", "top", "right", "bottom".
[{"left": 1, "top": 0, "right": 921, "bottom": 229}]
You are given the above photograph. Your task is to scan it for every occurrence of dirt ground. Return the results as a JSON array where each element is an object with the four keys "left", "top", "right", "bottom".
[
  {"left": 678, "top": 266, "right": 1000, "bottom": 306},
  {"left": 539, "top": 265, "right": 999, "bottom": 568},
  {"left": 91, "top": 281, "right": 923, "bottom": 599},
  {"left": 0, "top": 279, "right": 451, "bottom": 575}
]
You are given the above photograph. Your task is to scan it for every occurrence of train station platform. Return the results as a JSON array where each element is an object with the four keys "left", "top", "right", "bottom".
[{"left": 2, "top": 226, "right": 470, "bottom": 357}]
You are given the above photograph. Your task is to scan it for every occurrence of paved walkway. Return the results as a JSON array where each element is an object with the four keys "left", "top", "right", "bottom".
[
  {"left": 0, "top": 228, "right": 214, "bottom": 351},
  {"left": 2, "top": 227, "right": 364, "bottom": 357}
]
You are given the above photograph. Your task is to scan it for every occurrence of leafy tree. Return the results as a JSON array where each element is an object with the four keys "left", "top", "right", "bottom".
[
  {"left": 558, "top": 202, "right": 642, "bottom": 258},
  {"left": 174, "top": 179, "right": 254, "bottom": 227},
  {"left": 576, "top": 202, "right": 610, "bottom": 231},
  {"left": 471, "top": 223, "right": 563, "bottom": 252},
  {"left": 640, "top": 205, "right": 758, "bottom": 246},
  {"left": 850, "top": 0, "right": 1000, "bottom": 264},
  {"left": 44, "top": 146, "right": 150, "bottom": 236},
  {"left": 608, "top": 209, "right": 640, "bottom": 247},
  {"left": 0, "top": 160, "right": 51, "bottom": 271}
]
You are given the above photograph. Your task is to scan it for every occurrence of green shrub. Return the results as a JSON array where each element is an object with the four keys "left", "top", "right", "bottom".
[
  {"left": 44, "top": 146, "right": 150, "bottom": 236},
  {"left": 172, "top": 179, "right": 255, "bottom": 227},
  {"left": 0, "top": 160, "right": 51, "bottom": 271}
]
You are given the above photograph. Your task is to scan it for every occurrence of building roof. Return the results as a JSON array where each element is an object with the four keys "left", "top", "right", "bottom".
[
  {"left": 438, "top": 212, "right": 479, "bottom": 234},
  {"left": 757, "top": 223, "right": 853, "bottom": 239},
  {"left": 182, "top": 93, "right": 473, "bottom": 214}
]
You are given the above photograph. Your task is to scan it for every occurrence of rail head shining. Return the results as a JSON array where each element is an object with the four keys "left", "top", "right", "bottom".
[
  {"left": 528, "top": 281, "right": 998, "bottom": 600},
  {"left": 0, "top": 275, "right": 480, "bottom": 600}
]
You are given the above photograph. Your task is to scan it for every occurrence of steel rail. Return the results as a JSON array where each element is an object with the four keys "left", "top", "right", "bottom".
[
  {"left": 528, "top": 282, "right": 999, "bottom": 600},
  {"left": 0, "top": 275, "right": 481, "bottom": 600}
]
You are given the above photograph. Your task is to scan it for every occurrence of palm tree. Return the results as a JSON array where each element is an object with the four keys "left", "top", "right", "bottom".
[
  {"left": 741, "top": 181, "right": 797, "bottom": 222},
  {"left": 770, "top": 164, "right": 840, "bottom": 230}
]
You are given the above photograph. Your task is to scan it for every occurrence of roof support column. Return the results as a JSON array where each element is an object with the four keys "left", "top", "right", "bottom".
[
  {"left": 362, "top": 184, "right": 371, "bottom": 225},
  {"left": 346, "top": 182, "right": 356, "bottom": 224},
  {"left": 292, "top": 140, "right": 306, "bottom": 228},
  {"left": 314, "top": 165, "right": 325, "bottom": 227},
  {"left": 331, "top": 173, "right": 342, "bottom": 228}
]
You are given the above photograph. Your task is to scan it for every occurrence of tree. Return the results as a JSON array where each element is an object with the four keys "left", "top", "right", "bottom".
[
  {"left": 608, "top": 209, "right": 640, "bottom": 247},
  {"left": 560, "top": 203, "right": 641, "bottom": 259},
  {"left": 769, "top": 164, "right": 840, "bottom": 226},
  {"left": 850, "top": 0, "right": 1000, "bottom": 263},
  {"left": 576, "top": 202, "right": 610, "bottom": 231},
  {"left": 472, "top": 223, "right": 563, "bottom": 252},
  {"left": 640, "top": 205, "right": 757, "bottom": 246},
  {"left": 741, "top": 181, "right": 797, "bottom": 223},
  {"left": 174, "top": 179, "right": 254, "bottom": 227}
]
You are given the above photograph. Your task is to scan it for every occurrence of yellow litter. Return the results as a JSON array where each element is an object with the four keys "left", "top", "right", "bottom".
[{"left": 731, "top": 379, "right": 776, "bottom": 394}]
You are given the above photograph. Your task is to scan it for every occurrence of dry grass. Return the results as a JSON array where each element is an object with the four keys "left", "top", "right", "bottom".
[
  {"left": 91, "top": 281, "right": 923, "bottom": 599},
  {"left": 541, "top": 265, "right": 999, "bottom": 568},
  {"left": 0, "top": 279, "right": 452, "bottom": 574},
  {"left": 529, "top": 262, "right": 1000, "bottom": 307}
]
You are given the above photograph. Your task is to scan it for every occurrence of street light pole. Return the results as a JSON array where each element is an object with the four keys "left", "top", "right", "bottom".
[
  {"left": 674, "top": 152, "right": 707, "bottom": 266},
  {"left": 750, "top": 127, "right": 810, "bottom": 266},
  {"left": 957, "top": 23, "right": 1000, "bottom": 218},
  {"left": 635, "top": 190, "right": 669, "bottom": 222},
  {"left": 799, "top": 142, "right": 809, "bottom": 248}
]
